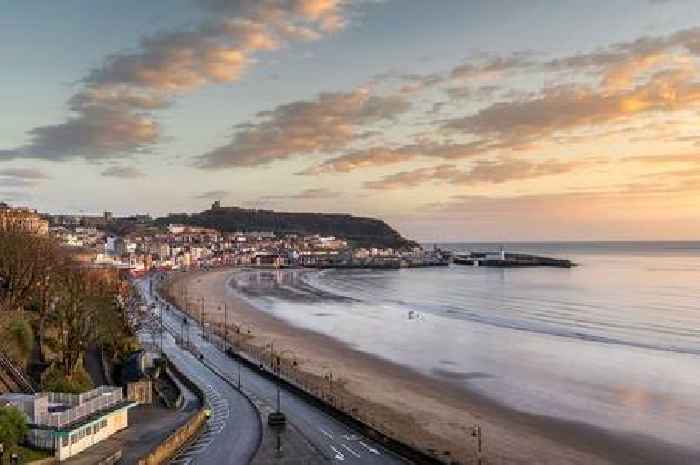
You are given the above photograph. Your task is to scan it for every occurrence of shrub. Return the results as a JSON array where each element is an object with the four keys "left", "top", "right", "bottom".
[
  {"left": 0, "top": 406, "right": 28, "bottom": 448},
  {"left": 41, "top": 363, "right": 93, "bottom": 394},
  {"left": 8, "top": 319, "right": 34, "bottom": 359}
]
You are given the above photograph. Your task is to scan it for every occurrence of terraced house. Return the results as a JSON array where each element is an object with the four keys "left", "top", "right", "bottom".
[{"left": 0, "top": 202, "right": 48, "bottom": 235}]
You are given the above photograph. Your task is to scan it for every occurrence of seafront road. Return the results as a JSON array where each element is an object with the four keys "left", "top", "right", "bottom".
[
  {"left": 138, "top": 281, "right": 262, "bottom": 465},
  {"left": 138, "top": 276, "right": 411, "bottom": 465}
]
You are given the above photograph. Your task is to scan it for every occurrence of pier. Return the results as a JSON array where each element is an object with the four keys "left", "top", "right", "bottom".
[{"left": 453, "top": 251, "right": 575, "bottom": 268}]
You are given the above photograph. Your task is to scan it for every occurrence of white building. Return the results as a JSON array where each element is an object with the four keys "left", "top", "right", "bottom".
[
  {"left": 0, "top": 386, "right": 134, "bottom": 461},
  {"left": 168, "top": 224, "right": 186, "bottom": 234}
]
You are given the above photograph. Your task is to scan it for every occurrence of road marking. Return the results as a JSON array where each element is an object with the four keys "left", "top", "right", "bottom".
[
  {"left": 359, "top": 441, "right": 381, "bottom": 455},
  {"left": 341, "top": 444, "right": 361, "bottom": 458},
  {"left": 330, "top": 446, "right": 345, "bottom": 461},
  {"left": 342, "top": 434, "right": 360, "bottom": 441},
  {"left": 319, "top": 427, "right": 334, "bottom": 439}
]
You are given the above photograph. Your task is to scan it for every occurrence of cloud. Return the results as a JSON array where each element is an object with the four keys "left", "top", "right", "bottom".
[
  {"left": 293, "top": 28, "right": 700, "bottom": 180},
  {"left": 424, "top": 173, "right": 700, "bottom": 221},
  {"left": 450, "top": 53, "right": 537, "bottom": 80},
  {"left": 446, "top": 84, "right": 500, "bottom": 101},
  {"left": 624, "top": 153, "right": 700, "bottom": 164},
  {"left": 299, "top": 140, "right": 496, "bottom": 175},
  {"left": 196, "top": 88, "right": 410, "bottom": 169},
  {"left": 444, "top": 67, "right": 700, "bottom": 144},
  {"left": 0, "top": 191, "right": 31, "bottom": 202},
  {"left": 544, "top": 27, "right": 700, "bottom": 89},
  {"left": 0, "top": 167, "right": 50, "bottom": 189},
  {"left": 0, "top": 168, "right": 50, "bottom": 179},
  {"left": 6, "top": 108, "right": 161, "bottom": 162},
  {"left": 364, "top": 164, "right": 457, "bottom": 190},
  {"left": 100, "top": 166, "right": 146, "bottom": 178},
  {"left": 299, "top": 146, "right": 419, "bottom": 175},
  {"left": 0, "top": 178, "right": 38, "bottom": 188},
  {"left": 378, "top": 53, "right": 535, "bottom": 97},
  {"left": 261, "top": 187, "right": 342, "bottom": 200},
  {"left": 195, "top": 0, "right": 350, "bottom": 32},
  {"left": 194, "top": 189, "right": 230, "bottom": 199},
  {"left": 364, "top": 158, "right": 584, "bottom": 190},
  {"left": 399, "top": 73, "right": 445, "bottom": 94},
  {"left": 2, "top": 0, "right": 362, "bottom": 163}
]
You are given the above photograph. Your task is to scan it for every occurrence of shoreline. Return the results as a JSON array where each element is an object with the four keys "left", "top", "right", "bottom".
[{"left": 162, "top": 268, "right": 698, "bottom": 465}]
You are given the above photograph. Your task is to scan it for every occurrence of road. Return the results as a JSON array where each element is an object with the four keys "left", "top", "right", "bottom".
[
  {"left": 139, "top": 275, "right": 411, "bottom": 465},
  {"left": 137, "top": 279, "right": 262, "bottom": 465}
]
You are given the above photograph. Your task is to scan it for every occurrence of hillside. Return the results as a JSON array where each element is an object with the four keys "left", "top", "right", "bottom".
[{"left": 156, "top": 206, "right": 417, "bottom": 249}]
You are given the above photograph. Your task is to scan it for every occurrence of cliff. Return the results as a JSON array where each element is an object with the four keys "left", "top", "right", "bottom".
[{"left": 156, "top": 206, "right": 416, "bottom": 249}]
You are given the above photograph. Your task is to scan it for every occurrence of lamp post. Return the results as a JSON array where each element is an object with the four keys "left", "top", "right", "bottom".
[
  {"left": 223, "top": 303, "right": 228, "bottom": 352},
  {"left": 472, "top": 424, "right": 483, "bottom": 465},
  {"left": 263, "top": 342, "right": 275, "bottom": 369},
  {"left": 159, "top": 301, "right": 164, "bottom": 356},
  {"left": 275, "top": 349, "right": 297, "bottom": 380},
  {"left": 320, "top": 365, "right": 335, "bottom": 406},
  {"left": 200, "top": 297, "right": 206, "bottom": 340},
  {"left": 266, "top": 341, "right": 286, "bottom": 427}
]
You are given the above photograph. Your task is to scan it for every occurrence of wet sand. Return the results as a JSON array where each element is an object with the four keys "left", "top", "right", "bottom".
[{"left": 161, "top": 269, "right": 696, "bottom": 465}]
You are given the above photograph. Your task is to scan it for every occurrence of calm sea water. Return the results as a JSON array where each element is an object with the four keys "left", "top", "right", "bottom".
[{"left": 231, "top": 242, "right": 700, "bottom": 454}]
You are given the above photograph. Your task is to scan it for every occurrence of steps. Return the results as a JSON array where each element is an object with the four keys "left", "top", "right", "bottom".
[{"left": 0, "top": 351, "right": 34, "bottom": 393}]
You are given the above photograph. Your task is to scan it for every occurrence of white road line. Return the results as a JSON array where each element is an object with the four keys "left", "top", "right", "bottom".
[
  {"left": 330, "top": 446, "right": 345, "bottom": 461},
  {"left": 319, "top": 427, "right": 334, "bottom": 440},
  {"left": 359, "top": 441, "right": 381, "bottom": 455},
  {"left": 341, "top": 444, "right": 361, "bottom": 458}
]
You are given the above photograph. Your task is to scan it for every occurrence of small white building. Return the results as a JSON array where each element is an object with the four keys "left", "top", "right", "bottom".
[{"left": 0, "top": 386, "right": 134, "bottom": 461}]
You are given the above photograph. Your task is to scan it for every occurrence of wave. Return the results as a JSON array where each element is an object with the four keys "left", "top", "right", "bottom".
[{"left": 298, "top": 269, "right": 700, "bottom": 357}]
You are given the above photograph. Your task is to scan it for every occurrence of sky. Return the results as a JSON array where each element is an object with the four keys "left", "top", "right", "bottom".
[{"left": 2, "top": 0, "right": 700, "bottom": 241}]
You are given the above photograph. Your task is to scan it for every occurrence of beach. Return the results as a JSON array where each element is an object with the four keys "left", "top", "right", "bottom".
[{"left": 161, "top": 260, "right": 700, "bottom": 465}]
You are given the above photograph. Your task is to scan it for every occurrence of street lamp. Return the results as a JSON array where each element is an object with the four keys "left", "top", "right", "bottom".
[
  {"left": 222, "top": 303, "right": 228, "bottom": 352},
  {"left": 472, "top": 424, "right": 484, "bottom": 465},
  {"left": 275, "top": 349, "right": 297, "bottom": 379},
  {"left": 266, "top": 341, "right": 286, "bottom": 427},
  {"left": 200, "top": 297, "right": 206, "bottom": 340},
  {"left": 263, "top": 342, "right": 275, "bottom": 369},
  {"left": 319, "top": 364, "right": 338, "bottom": 407},
  {"left": 159, "top": 302, "right": 164, "bottom": 356}
]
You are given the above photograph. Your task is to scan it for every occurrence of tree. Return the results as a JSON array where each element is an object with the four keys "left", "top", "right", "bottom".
[
  {"left": 47, "top": 266, "right": 129, "bottom": 378},
  {"left": 95, "top": 277, "right": 139, "bottom": 364},
  {"left": 0, "top": 228, "right": 59, "bottom": 314},
  {"left": 0, "top": 406, "right": 28, "bottom": 448}
]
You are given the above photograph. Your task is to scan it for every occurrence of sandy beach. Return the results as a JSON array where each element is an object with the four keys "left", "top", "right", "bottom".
[{"left": 161, "top": 268, "right": 697, "bottom": 465}]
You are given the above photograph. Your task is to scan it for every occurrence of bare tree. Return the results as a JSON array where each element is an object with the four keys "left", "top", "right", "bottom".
[{"left": 0, "top": 227, "right": 59, "bottom": 314}]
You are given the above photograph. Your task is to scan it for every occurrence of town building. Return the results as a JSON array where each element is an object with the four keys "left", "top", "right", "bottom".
[
  {"left": 0, "top": 203, "right": 49, "bottom": 235},
  {"left": 0, "top": 386, "right": 134, "bottom": 461}
]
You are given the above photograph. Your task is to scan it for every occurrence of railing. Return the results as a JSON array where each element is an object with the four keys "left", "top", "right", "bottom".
[
  {"left": 0, "top": 351, "right": 34, "bottom": 393},
  {"left": 36, "top": 386, "right": 123, "bottom": 428}
]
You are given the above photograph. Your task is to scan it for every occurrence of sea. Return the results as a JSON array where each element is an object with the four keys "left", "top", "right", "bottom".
[{"left": 229, "top": 242, "right": 700, "bottom": 455}]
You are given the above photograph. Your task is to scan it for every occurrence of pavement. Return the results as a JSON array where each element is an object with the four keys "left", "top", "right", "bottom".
[{"left": 139, "top": 275, "right": 411, "bottom": 465}]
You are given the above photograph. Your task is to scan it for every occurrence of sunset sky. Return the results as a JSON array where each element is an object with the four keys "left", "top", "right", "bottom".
[{"left": 2, "top": 0, "right": 700, "bottom": 241}]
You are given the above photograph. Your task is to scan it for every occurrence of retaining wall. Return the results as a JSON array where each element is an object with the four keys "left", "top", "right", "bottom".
[{"left": 136, "top": 358, "right": 206, "bottom": 465}]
